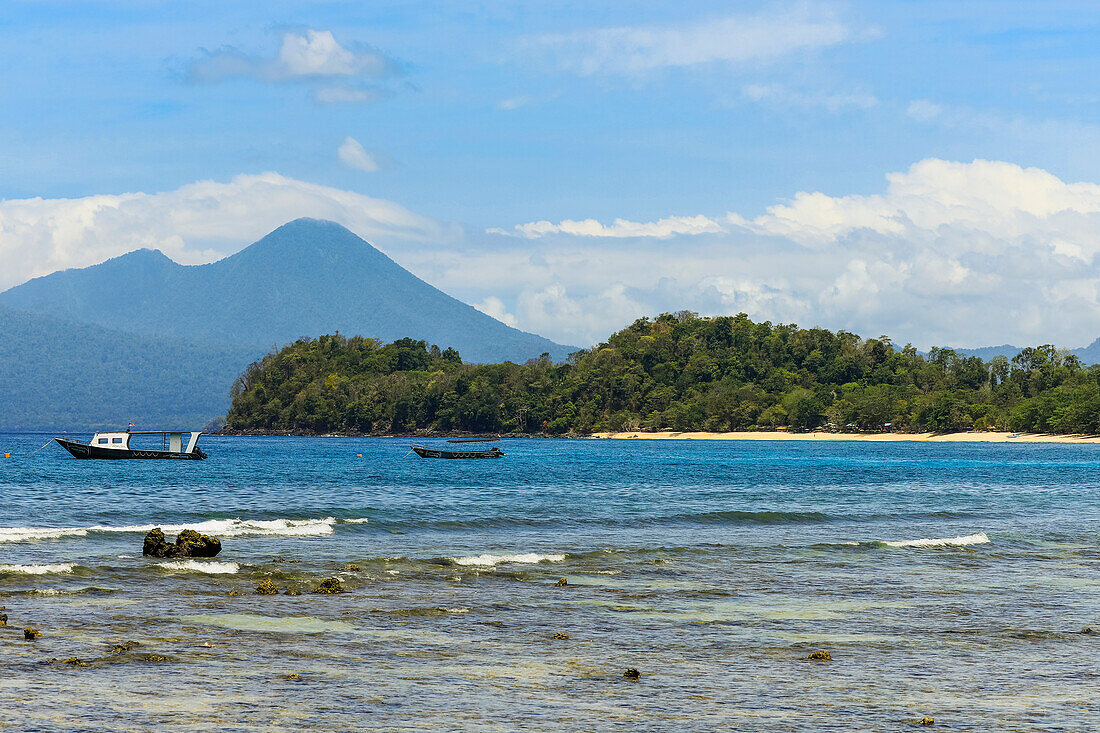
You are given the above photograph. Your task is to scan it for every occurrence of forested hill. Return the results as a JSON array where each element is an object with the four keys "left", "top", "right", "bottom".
[{"left": 225, "top": 312, "right": 1100, "bottom": 436}]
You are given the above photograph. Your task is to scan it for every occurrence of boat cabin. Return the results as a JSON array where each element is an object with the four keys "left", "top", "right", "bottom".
[{"left": 91, "top": 430, "right": 202, "bottom": 454}]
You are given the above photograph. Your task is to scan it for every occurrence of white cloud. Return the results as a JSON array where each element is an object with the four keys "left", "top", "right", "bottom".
[
  {"left": 473, "top": 296, "right": 518, "bottom": 327},
  {"left": 188, "top": 30, "right": 398, "bottom": 84},
  {"left": 491, "top": 214, "right": 725, "bottom": 239},
  {"left": 736, "top": 158, "right": 1100, "bottom": 247},
  {"left": 521, "top": 3, "right": 858, "bottom": 76},
  {"left": 337, "top": 137, "right": 380, "bottom": 172},
  {"left": 467, "top": 159, "right": 1100, "bottom": 348},
  {"left": 0, "top": 173, "right": 450, "bottom": 292}
]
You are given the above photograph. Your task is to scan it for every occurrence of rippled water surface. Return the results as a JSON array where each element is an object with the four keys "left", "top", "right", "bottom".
[{"left": 2, "top": 434, "right": 1099, "bottom": 730}]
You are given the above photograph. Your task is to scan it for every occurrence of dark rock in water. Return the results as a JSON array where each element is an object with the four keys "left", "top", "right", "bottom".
[
  {"left": 802, "top": 650, "right": 831, "bottom": 661},
  {"left": 313, "top": 578, "right": 344, "bottom": 594},
  {"left": 142, "top": 528, "right": 168, "bottom": 556},
  {"left": 0, "top": 613, "right": 6, "bottom": 626},
  {"left": 256, "top": 579, "right": 278, "bottom": 595},
  {"left": 343, "top": 563, "right": 361, "bottom": 572},
  {"left": 554, "top": 578, "right": 568, "bottom": 587},
  {"left": 176, "top": 529, "right": 221, "bottom": 557},
  {"left": 1082, "top": 627, "right": 1095, "bottom": 635},
  {"left": 46, "top": 657, "right": 90, "bottom": 667},
  {"left": 109, "top": 641, "right": 140, "bottom": 653},
  {"left": 24, "top": 628, "right": 40, "bottom": 640},
  {"left": 623, "top": 668, "right": 640, "bottom": 680},
  {"left": 143, "top": 527, "right": 221, "bottom": 558},
  {"left": 918, "top": 717, "right": 935, "bottom": 726},
  {"left": 141, "top": 654, "right": 173, "bottom": 662},
  {"left": 282, "top": 673, "right": 303, "bottom": 680},
  {"left": 551, "top": 632, "right": 570, "bottom": 639},
  {"left": 272, "top": 556, "right": 300, "bottom": 564},
  {"left": 284, "top": 587, "right": 302, "bottom": 596}
]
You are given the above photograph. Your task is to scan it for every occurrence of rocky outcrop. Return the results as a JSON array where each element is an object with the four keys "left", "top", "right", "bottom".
[
  {"left": 142, "top": 528, "right": 221, "bottom": 558},
  {"left": 312, "top": 578, "right": 344, "bottom": 594},
  {"left": 256, "top": 579, "right": 278, "bottom": 595}
]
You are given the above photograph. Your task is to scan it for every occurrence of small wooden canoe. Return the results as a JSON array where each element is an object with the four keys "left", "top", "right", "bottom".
[{"left": 411, "top": 444, "right": 504, "bottom": 459}]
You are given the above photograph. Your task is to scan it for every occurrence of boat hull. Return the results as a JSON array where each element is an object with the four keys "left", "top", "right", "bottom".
[
  {"left": 55, "top": 438, "right": 207, "bottom": 460},
  {"left": 411, "top": 445, "right": 503, "bottom": 459}
]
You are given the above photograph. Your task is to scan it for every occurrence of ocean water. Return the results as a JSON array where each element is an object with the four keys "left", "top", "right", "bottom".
[{"left": 2, "top": 434, "right": 1099, "bottom": 730}]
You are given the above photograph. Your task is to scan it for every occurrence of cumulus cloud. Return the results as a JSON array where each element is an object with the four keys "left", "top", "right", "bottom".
[
  {"left": 473, "top": 296, "right": 518, "bottom": 327},
  {"left": 520, "top": 3, "right": 858, "bottom": 76},
  {"left": 187, "top": 30, "right": 399, "bottom": 85},
  {"left": 735, "top": 158, "right": 1100, "bottom": 248},
  {"left": 0, "top": 173, "right": 450, "bottom": 291},
  {"left": 490, "top": 214, "right": 725, "bottom": 239},
  {"left": 469, "top": 159, "right": 1100, "bottom": 348},
  {"left": 337, "top": 137, "right": 380, "bottom": 172}
]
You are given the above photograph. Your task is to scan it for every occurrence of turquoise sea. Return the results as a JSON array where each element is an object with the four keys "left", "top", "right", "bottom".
[{"left": 2, "top": 434, "right": 1099, "bottom": 730}]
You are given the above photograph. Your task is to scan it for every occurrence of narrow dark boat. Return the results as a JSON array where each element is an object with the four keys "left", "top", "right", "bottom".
[
  {"left": 411, "top": 444, "right": 504, "bottom": 459},
  {"left": 56, "top": 429, "right": 207, "bottom": 460}
]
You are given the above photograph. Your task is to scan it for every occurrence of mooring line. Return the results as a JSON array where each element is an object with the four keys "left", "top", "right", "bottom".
[{"left": 22, "top": 439, "right": 56, "bottom": 459}]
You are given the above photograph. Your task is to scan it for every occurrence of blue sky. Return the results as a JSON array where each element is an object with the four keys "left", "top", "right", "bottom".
[{"left": 3, "top": 1, "right": 1100, "bottom": 348}]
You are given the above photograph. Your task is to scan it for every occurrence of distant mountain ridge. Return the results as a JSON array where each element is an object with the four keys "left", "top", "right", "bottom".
[
  {"left": 0, "top": 218, "right": 577, "bottom": 430},
  {"left": 951, "top": 340, "right": 1100, "bottom": 366},
  {"left": 1, "top": 218, "right": 575, "bottom": 364}
]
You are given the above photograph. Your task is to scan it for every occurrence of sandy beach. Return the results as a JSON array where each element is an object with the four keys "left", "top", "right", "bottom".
[{"left": 591, "top": 430, "right": 1100, "bottom": 444}]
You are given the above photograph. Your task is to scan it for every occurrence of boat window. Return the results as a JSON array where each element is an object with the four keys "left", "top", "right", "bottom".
[
  {"left": 98, "top": 438, "right": 108, "bottom": 444},
  {"left": 112, "top": 437, "right": 123, "bottom": 444}
]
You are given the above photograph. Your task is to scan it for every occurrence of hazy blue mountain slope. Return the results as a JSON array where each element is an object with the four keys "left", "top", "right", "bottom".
[
  {"left": 0, "top": 305, "right": 257, "bottom": 431},
  {"left": 954, "top": 342, "right": 1099, "bottom": 366},
  {"left": 0, "top": 218, "right": 575, "bottom": 363}
]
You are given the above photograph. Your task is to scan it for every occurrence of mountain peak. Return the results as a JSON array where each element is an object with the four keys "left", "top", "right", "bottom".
[
  {"left": 0, "top": 218, "right": 577, "bottom": 364},
  {"left": 234, "top": 217, "right": 383, "bottom": 263}
]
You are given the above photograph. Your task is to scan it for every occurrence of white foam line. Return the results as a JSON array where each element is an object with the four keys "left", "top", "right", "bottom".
[
  {"left": 1, "top": 517, "right": 339, "bottom": 542},
  {"left": 452, "top": 552, "right": 566, "bottom": 567},
  {"left": 156, "top": 560, "right": 240, "bottom": 574},
  {"left": 883, "top": 532, "right": 990, "bottom": 548},
  {"left": 0, "top": 563, "right": 76, "bottom": 575}
]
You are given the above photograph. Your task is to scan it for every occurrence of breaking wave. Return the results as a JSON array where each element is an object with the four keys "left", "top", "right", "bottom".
[
  {"left": 0, "top": 527, "right": 89, "bottom": 543},
  {"left": 155, "top": 560, "right": 241, "bottom": 574},
  {"left": 0, "top": 517, "right": 360, "bottom": 543},
  {"left": 451, "top": 553, "right": 566, "bottom": 567},
  {"left": 0, "top": 563, "right": 77, "bottom": 575},
  {"left": 882, "top": 532, "right": 990, "bottom": 548}
]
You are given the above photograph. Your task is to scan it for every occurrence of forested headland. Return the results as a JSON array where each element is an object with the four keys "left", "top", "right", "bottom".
[{"left": 224, "top": 312, "right": 1100, "bottom": 436}]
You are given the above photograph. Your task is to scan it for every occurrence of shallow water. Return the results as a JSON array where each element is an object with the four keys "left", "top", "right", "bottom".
[{"left": 2, "top": 434, "right": 1099, "bottom": 730}]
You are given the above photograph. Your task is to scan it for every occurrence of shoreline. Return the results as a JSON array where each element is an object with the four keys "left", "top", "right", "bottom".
[
  {"left": 590, "top": 430, "right": 1100, "bottom": 444},
  {"left": 212, "top": 429, "right": 1100, "bottom": 444}
]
